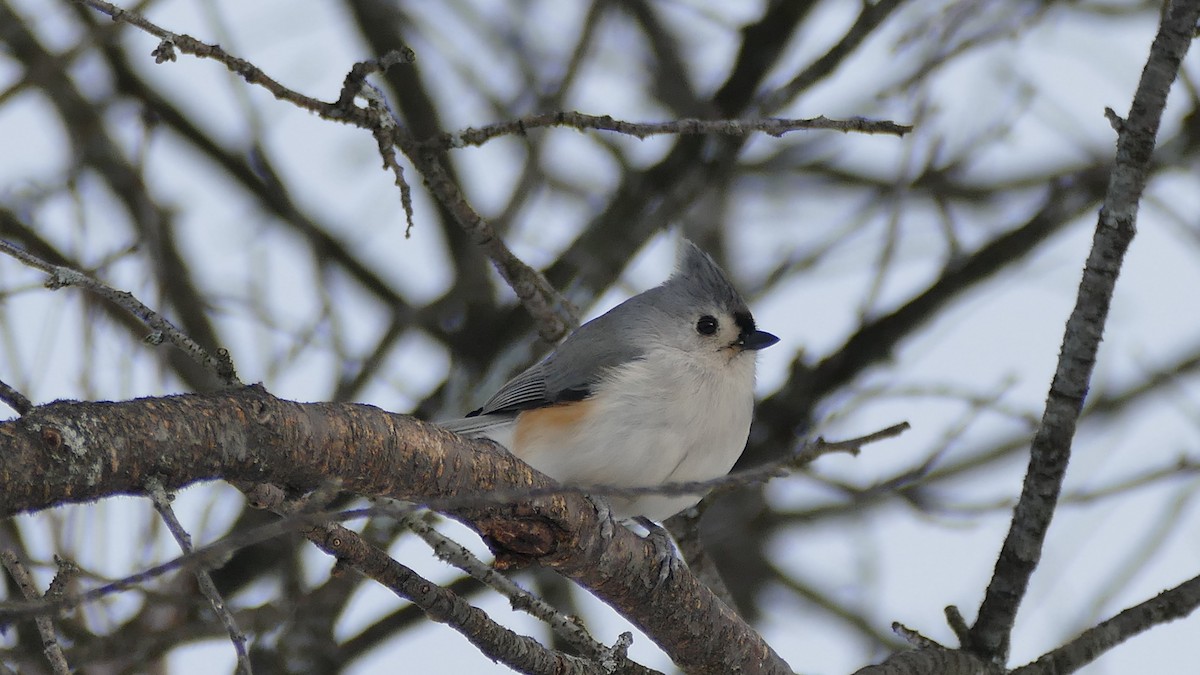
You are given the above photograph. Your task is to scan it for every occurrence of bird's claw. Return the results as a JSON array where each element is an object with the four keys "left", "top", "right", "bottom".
[
  {"left": 635, "top": 516, "right": 685, "bottom": 587},
  {"left": 587, "top": 494, "right": 617, "bottom": 539}
]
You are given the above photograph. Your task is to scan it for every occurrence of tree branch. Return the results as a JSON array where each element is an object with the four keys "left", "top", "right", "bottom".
[
  {"left": 0, "top": 552, "right": 72, "bottom": 675},
  {"left": 967, "top": 0, "right": 1200, "bottom": 660},
  {"left": 1011, "top": 572, "right": 1200, "bottom": 675},
  {"left": 0, "top": 378, "right": 32, "bottom": 416},
  {"left": 852, "top": 646, "right": 1003, "bottom": 675},
  {"left": 398, "top": 510, "right": 655, "bottom": 672},
  {"left": 302, "top": 519, "right": 613, "bottom": 675},
  {"left": 146, "top": 480, "right": 251, "bottom": 674},
  {"left": 0, "top": 240, "right": 239, "bottom": 387},
  {"left": 426, "top": 112, "right": 911, "bottom": 150},
  {"left": 0, "top": 386, "right": 790, "bottom": 675}
]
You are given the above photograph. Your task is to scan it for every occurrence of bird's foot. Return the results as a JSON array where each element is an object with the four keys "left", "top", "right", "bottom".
[
  {"left": 634, "top": 516, "right": 685, "bottom": 587},
  {"left": 587, "top": 494, "right": 617, "bottom": 540}
]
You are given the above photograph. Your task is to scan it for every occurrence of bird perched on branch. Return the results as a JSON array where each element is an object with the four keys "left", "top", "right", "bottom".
[{"left": 443, "top": 239, "right": 778, "bottom": 522}]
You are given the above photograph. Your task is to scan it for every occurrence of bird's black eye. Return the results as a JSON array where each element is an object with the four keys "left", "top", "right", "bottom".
[{"left": 696, "top": 315, "right": 718, "bottom": 336}]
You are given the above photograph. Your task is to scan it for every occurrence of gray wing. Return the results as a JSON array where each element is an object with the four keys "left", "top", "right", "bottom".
[
  {"left": 439, "top": 413, "right": 513, "bottom": 436},
  {"left": 469, "top": 307, "right": 647, "bottom": 417},
  {"left": 470, "top": 362, "right": 552, "bottom": 415}
]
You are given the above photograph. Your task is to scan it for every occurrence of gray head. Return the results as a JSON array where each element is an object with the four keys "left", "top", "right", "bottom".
[
  {"left": 522, "top": 239, "right": 777, "bottom": 404},
  {"left": 620, "top": 239, "right": 779, "bottom": 359}
]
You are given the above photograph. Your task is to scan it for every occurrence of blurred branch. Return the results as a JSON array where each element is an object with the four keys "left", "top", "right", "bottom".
[
  {"left": 81, "top": 0, "right": 872, "bottom": 352},
  {"left": 344, "top": 0, "right": 502, "bottom": 370},
  {"left": 73, "top": 0, "right": 577, "bottom": 341},
  {"left": 63, "top": 602, "right": 285, "bottom": 670},
  {"left": 8, "top": 0, "right": 1195, "bottom": 672},
  {"left": 1, "top": 497, "right": 340, "bottom": 621},
  {"left": 620, "top": 0, "right": 706, "bottom": 115},
  {"left": 767, "top": 561, "right": 906, "bottom": 651},
  {"left": 1080, "top": 485, "right": 1199, "bottom": 625},
  {"left": 757, "top": 0, "right": 907, "bottom": 113},
  {"left": 403, "top": 136, "right": 579, "bottom": 341},
  {"left": 83, "top": 23, "right": 418, "bottom": 316},
  {"left": 3, "top": 1, "right": 231, "bottom": 391},
  {"left": 753, "top": 170, "right": 1104, "bottom": 459},
  {"left": 0, "top": 387, "right": 791, "bottom": 674},
  {"left": 0, "top": 551, "right": 72, "bottom": 675},
  {"left": 540, "top": 0, "right": 836, "bottom": 329},
  {"left": 764, "top": 343, "right": 1200, "bottom": 528},
  {"left": 1010, "top": 572, "right": 1200, "bottom": 675},
  {"left": 935, "top": 456, "right": 1200, "bottom": 515},
  {"left": 967, "top": 0, "right": 1200, "bottom": 660},
  {"left": 0, "top": 240, "right": 240, "bottom": 387}
]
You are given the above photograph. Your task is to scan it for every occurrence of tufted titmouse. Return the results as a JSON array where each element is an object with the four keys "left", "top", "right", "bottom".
[{"left": 443, "top": 239, "right": 778, "bottom": 521}]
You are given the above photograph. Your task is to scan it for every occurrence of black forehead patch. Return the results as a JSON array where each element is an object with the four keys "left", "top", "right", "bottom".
[{"left": 733, "top": 310, "right": 756, "bottom": 335}]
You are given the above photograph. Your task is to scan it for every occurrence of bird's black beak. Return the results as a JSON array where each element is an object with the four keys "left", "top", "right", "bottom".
[{"left": 738, "top": 330, "right": 779, "bottom": 351}]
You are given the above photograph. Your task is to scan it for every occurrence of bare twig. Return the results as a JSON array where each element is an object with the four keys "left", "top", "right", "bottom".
[
  {"left": 853, "top": 646, "right": 1003, "bottom": 675},
  {"left": 892, "top": 621, "right": 944, "bottom": 650},
  {"left": 75, "top": 0, "right": 332, "bottom": 114},
  {"left": 231, "top": 420, "right": 908, "bottom": 555},
  {"left": 1011, "top": 572, "right": 1200, "bottom": 675},
  {"left": 67, "top": 0, "right": 909, "bottom": 348},
  {"left": 403, "top": 133, "right": 579, "bottom": 340},
  {"left": 426, "top": 112, "right": 911, "bottom": 150},
  {"left": 146, "top": 480, "right": 252, "bottom": 675},
  {"left": 932, "top": 456, "right": 1200, "bottom": 515},
  {"left": 398, "top": 510, "right": 659, "bottom": 674},
  {"left": 45, "top": 557, "right": 79, "bottom": 600},
  {"left": 1081, "top": 485, "right": 1198, "bottom": 623},
  {"left": 790, "top": 422, "right": 912, "bottom": 466},
  {"left": 255, "top": 486, "right": 653, "bottom": 673},
  {"left": 0, "top": 551, "right": 72, "bottom": 675},
  {"left": 72, "top": 0, "right": 579, "bottom": 342},
  {"left": 0, "top": 378, "right": 32, "bottom": 416},
  {"left": 0, "top": 240, "right": 239, "bottom": 386},
  {"left": 967, "top": 0, "right": 1200, "bottom": 660},
  {"left": 335, "top": 49, "right": 415, "bottom": 109},
  {"left": 304, "top": 519, "right": 618, "bottom": 675},
  {"left": 945, "top": 605, "right": 971, "bottom": 646},
  {"left": 356, "top": 82, "right": 417, "bottom": 237},
  {"left": 6, "top": 491, "right": 637, "bottom": 674},
  {"left": 0, "top": 393, "right": 902, "bottom": 667}
]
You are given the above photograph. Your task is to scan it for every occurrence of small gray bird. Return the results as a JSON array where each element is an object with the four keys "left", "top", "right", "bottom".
[{"left": 443, "top": 240, "right": 778, "bottom": 521}]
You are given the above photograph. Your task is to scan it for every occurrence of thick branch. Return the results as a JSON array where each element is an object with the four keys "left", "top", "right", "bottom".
[{"left": 0, "top": 386, "right": 789, "bottom": 675}]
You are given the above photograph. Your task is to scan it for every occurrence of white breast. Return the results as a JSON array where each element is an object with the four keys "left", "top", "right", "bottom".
[{"left": 505, "top": 347, "right": 758, "bottom": 520}]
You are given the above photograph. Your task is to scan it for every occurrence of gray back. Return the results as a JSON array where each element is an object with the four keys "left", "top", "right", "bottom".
[{"left": 470, "top": 239, "right": 747, "bottom": 416}]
